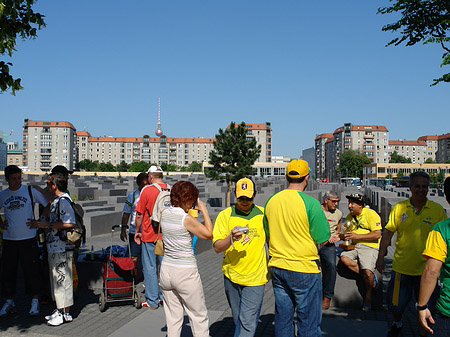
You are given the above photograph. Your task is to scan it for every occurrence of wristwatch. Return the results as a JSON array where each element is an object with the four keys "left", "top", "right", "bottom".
[{"left": 415, "top": 303, "right": 428, "bottom": 311}]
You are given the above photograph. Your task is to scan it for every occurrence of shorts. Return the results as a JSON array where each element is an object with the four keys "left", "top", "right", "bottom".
[
  {"left": 387, "top": 271, "right": 439, "bottom": 316},
  {"left": 340, "top": 243, "right": 378, "bottom": 273},
  {"left": 129, "top": 233, "right": 141, "bottom": 257}
]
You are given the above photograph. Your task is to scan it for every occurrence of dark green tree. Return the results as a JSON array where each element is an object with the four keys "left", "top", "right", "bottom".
[
  {"left": 128, "top": 161, "right": 150, "bottom": 172},
  {"left": 390, "top": 151, "right": 412, "bottom": 163},
  {"left": 78, "top": 159, "right": 99, "bottom": 171},
  {"left": 397, "top": 169, "right": 405, "bottom": 177},
  {"left": 206, "top": 122, "right": 261, "bottom": 206},
  {"left": 425, "top": 157, "right": 436, "bottom": 163},
  {"left": 337, "top": 150, "right": 371, "bottom": 179},
  {"left": 98, "top": 162, "right": 115, "bottom": 172},
  {"left": 115, "top": 161, "right": 130, "bottom": 172},
  {"left": 378, "top": 0, "right": 450, "bottom": 86},
  {"left": 1, "top": 0, "right": 46, "bottom": 94},
  {"left": 188, "top": 161, "right": 203, "bottom": 172}
]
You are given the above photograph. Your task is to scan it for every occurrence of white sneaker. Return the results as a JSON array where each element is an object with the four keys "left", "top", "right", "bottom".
[
  {"left": 0, "top": 300, "right": 16, "bottom": 317},
  {"left": 47, "top": 310, "right": 64, "bottom": 326},
  {"left": 63, "top": 312, "right": 73, "bottom": 322},
  {"left": 45, "top": 309, "right": 60, "bottom": 321},
  {"left": 29, "top": 298, "right": 40, "bottom": 316}
]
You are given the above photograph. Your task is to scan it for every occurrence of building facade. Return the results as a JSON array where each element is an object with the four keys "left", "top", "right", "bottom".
[
  {"left": 387, "top": 140, "right": 428, "bottom": 164},
  {"left": 244, "top": 122, "right": 272, "bottom": 163},
  {"left": 0, "top": 132, "right": 6, "bottom": 171},
  {"left": 437, "top": 133, "right": 450, "bottom": 163},
  {"left": 22, "top": 119, "right": 77, "bottom": 171},
  {"left": 315, "top": 133, "right": 333, "bottom": 180}
]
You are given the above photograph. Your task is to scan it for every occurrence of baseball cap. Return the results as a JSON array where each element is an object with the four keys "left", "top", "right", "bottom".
[
  {"left": 51, "top": 165, "right": 73, "bottom": 175},
  {"left": 346, "top": 193, "right": 365, "bottom": 204},
  {"left": 235, "top": 178, "right": 255, "bottom": 199},
  {"left": 287, "top": 159, "right": 311, "bottom": 178},
  {"left": 147, "top": 165, "right": 163, "bottom": 174}
]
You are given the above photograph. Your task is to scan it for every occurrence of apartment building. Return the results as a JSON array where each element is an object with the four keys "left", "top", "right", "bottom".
[
  {"left": 437, "top": 133, "right": 450, "bottom": 163},
  {"left": 315, "top": 133, "right": 333, "bottom": 180},
  {"left": 22, "top": 119, "right": 77, "bottom": 171},
  {"left": 418, "top": 135, "right": 439, "bottom": 160},
  {"left": 387, "top": 140, "right": 428, "bottom": 164},
  {"left": 77, "top": 132, "right": 215, "bottom": 166},
  {"left": 244, "top": 122, "right": 272, "bottom": 163}
]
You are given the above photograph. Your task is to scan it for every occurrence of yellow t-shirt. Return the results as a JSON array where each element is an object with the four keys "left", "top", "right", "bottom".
[
  {"left": 345, "top": 207, "right": 382, "bottom": 249},
  {"left": 213, "top": 205, "right": 269, "bottom": 286},
  {"left": 263, "top": 190, "right": 330, "bottom": 273},
  {"left": 386, "top": 198, "right": 447, "bottom": 276}
]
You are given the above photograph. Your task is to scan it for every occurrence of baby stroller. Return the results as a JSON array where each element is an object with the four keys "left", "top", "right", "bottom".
[{"left": 99, "top": 225, "right": 142, "bottom": 312}]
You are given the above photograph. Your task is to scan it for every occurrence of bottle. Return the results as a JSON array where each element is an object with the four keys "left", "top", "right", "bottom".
[{"left": 37, "top": 228, "right": 46, "bottom": 244}]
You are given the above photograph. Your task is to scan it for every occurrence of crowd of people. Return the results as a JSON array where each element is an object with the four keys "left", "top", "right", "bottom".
[{"left": 0, "top": 160, "right": 449, "bottom": 337}]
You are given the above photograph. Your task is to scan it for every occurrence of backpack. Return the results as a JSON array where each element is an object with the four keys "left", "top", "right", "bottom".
[
  {"left": 149, "top": 183, "right": 171, "bottom": 229},
  {"left": 58, "top": 196, "right": 86, "bottom": 248}
]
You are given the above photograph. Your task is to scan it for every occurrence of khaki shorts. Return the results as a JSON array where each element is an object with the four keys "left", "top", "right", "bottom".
[{"left": 340, "top": 243, "right": 378, "bottom": 273}]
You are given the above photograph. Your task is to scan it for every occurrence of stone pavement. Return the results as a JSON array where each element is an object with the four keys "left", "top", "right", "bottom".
[{"left": 0, "top": 234, "right": 424, "bottom": 337}]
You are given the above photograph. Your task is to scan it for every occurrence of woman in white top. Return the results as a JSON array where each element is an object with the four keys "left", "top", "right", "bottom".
[{"left": 159, "top": 181, "right": 213, "bottom": 337}]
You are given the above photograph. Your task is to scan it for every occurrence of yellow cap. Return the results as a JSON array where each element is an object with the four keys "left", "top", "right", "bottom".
[
  {"left": 235, "top": 178, "right": 255, "bottom": 198},
  {"left": 287, "top": 159, "right": 311, "bottom": 178}
]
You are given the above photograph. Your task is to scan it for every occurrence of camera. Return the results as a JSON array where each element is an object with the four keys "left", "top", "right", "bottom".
[{"left": 234, "top": 226, "right": 249, "bottom": 234}]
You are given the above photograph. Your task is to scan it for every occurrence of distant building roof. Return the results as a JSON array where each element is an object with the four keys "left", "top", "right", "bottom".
[
  {"left": 351, "top": 125, "right": 389, "bottom": 132},
  {"left": 315, "top": 133, "right": 333, "bottom": 140},
  {"left": 389, "top": 140, "right": 426, "bottom": 146},
  {"left": 28, "top": 120, "right": 76, "bottom": 130},
  {"left": 76, "top": 131, "right": 91, "bottom": 137}
]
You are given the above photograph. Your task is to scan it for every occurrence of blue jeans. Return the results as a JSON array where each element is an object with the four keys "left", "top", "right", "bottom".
[
  {"left": 224, "top": 276, "right": 265, "bottom": 337},
  {"left": 141, "top": 241, "right": 162, "bottom": 306},
  {"left": 271, "top": 267, "right": 322, "bottom": 337},
  {"left": 432, "top": 312, "right": 450, "bottom": 337},
  {"left": 319, "top": 243, "right": 336, "bottom": 299}
]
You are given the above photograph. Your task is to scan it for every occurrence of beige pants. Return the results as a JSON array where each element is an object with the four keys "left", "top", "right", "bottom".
[
  {"left": 159, "top": 264, "right": 209, "bottom": 337},
  {"left": 48, "top": 251, "right": 74, "bottom": 309}
]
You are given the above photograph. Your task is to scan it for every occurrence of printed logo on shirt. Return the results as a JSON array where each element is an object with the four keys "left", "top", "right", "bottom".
[
  {"left": 424, "top": 216, "right": 433, "bottom": 226},
  {"left": 401, "top": 213, "right": 408, "bottom": 222},
  {"left": 4, "top": 195, "right": 29, "bottom": 210}
]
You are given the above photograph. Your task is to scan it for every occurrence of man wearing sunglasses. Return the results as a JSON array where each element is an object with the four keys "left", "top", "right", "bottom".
[
  {"left": 319, "top": 191, "right": 342, "bottom": 310},
  {"left": 213, "top": 178, "right": 269, "bottom": 337}
]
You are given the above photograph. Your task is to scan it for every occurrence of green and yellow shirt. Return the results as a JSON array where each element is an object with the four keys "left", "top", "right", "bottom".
[{"left": 264, "top": 190, "right": 330, "bottom": 273}]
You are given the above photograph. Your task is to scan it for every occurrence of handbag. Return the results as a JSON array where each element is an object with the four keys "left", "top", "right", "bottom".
[{"left": 154, "top": 223, "right": 164, "bottom": 256}]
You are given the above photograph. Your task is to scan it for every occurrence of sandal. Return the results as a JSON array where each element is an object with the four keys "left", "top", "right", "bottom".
[{"left": 362, "top": 302, "right": 371, "bottom": 311}]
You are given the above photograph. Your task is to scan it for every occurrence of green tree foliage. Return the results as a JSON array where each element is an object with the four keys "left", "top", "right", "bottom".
[
  {"left": 397, "top": 169, "right": 405, "bottom": 177},
  {"left": 424, "top": 157, "right": 436, "bottom": 163},
  {"left": 188, "top": 161, "right": 203, "bottom": 172},
  {"left": 337, "top": 150, "right": 371, "bottom": 178},
  {"left": 430, "top": 169, "right": 445, "bottom": 185},
  {"left": 78, "top": 159, "right": 99, "bottom": 171},
  {"left": 128, "top": 161, "right": 150, "bottom": 172},
  {"left": 389, "top": 151, "right": 412, "bottom": 163},
  {"left": 206, "top": 122, "right": 261, "bottom": 206},
  {"left": 115, "top": 161, "right": 130, "bottom": 172},
  {"left": 0, "top": 0, "right": 46, "bottom": 94},
  {"left": 98, "top": 162, "right": 115, "bottom": 172},
  {"left": 378, "top": 0, "right": 450, "bottom": 86}
]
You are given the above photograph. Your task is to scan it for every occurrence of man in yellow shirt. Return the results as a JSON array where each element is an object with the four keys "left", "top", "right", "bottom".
[
  {"left": 213, "top": 178, "right": 269, "bottom": 337},
  {"left": 376, "top": 171, "right": 447, "bottom": 337},
  {"left": 264, "top": 159, "right": 330, "bottom": 337},
  {"left": 340, "top": 193, "right": 381, "bottom": 311}
]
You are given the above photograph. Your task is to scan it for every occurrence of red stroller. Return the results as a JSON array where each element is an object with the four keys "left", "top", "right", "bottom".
[{"left": 99, "top": 225, "right": 142, "bottom": 312}]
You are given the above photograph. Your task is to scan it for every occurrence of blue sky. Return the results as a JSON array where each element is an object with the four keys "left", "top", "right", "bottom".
[{"left": 1, "top": 0, "right": 449, "bottom": 158}]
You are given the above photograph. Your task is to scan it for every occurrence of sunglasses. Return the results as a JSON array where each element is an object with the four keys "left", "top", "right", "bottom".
[{"left": 237, "top": 197, "right": 254, "bottom": 202}]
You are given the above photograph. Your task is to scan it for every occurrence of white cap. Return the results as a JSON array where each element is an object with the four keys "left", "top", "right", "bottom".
[{"left": 147, "top": 165, "right": 163, "bottom": 173}]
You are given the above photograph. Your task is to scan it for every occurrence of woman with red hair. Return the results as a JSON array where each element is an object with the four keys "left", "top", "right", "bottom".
[{"left": 159, "top": 181, "right": 213, "bottom": 337}]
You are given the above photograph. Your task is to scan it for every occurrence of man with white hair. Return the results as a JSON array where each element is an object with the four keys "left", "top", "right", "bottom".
[{"left": 319, "top": 191, "right": 342, "bottom": 310}]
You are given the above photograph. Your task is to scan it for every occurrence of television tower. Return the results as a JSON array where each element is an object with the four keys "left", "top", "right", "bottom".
[{"left": 155, "top": 97, "right": 163, "bottom": 137}]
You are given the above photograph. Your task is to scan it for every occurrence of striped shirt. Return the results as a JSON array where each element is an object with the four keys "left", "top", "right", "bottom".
[{"left": 160, "top": 206, "right": 197, "bottom": 268}]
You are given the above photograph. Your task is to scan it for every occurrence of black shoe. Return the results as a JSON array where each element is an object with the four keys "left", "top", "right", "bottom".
[{"left": 387, "top": 323, "right": 402, "bottom": 337}]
